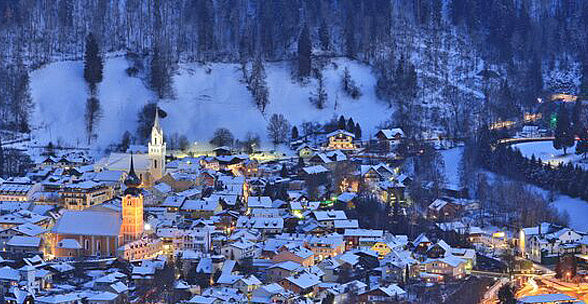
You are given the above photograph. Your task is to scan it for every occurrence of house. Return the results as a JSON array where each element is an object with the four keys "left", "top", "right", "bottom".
[
  {"left": 312, "top": 210, "right": 347, "bottom": 229},
  {"left": 421, "top": 256, "right": 467, "bottom": 280},
  {"left": 180, "top": 199, "right": 222, "bottom": 219},
  {"left": 6, "top": 236, "right": 42, "bottom": 255},
  {"left": 221, "top": 239, "right": 259, "bottom": 260},
  {"left": 427, "top": 198, "right": 463, "bottom": 220},
  {"left": 375, "top": 128, "right": 405, "bottom": 151},
  {"left": 272, "top": 243, "right": 315, "bottom": 267},
  {"left": 325, "top": 129, "right": 356, "bottom": 150},
  {"left": 279, "top": 271, "right": 321, "bottom": 296},
  {"left": 267, "top": 261, "right": 303, "bottom": 282},
  {"left": 358, "top": 284, "right": 407, "bottom": 303},
  {"left": 251, "top": 283, "right": 295, "bottom": 304}
]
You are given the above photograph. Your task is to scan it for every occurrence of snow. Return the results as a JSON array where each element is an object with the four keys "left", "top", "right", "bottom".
[
  {"left": 550, "top": 195, "right": 588, "bottom": 232},
  {"left": 30, "top": 56, "right": 392, "bottom": 153},
  {"left": 440, "top": 147, "right": 463, "bottom": 189},
  {"left": 513, "top": 141, "right": 586, "bottom": 169}
]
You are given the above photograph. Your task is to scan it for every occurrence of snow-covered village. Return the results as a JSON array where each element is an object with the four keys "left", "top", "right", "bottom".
[{"left": 1, "top": 1, "right": 588, "bottom": 304}]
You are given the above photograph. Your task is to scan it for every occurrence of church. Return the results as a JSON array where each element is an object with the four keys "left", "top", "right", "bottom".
[
  {"left": 50, "top": 156, "right": 146, "bottom": 257},
  {"left": 95, "top": 110, "right": 167, "bottom": 187}
]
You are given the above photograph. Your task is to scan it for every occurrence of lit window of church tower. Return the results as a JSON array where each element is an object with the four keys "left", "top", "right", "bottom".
[
  {"left": 148, "top": 108, "right": 166, "bottom": 182},
  {"left": 121, "top": 154, "right": 144, "bottom": 244}
]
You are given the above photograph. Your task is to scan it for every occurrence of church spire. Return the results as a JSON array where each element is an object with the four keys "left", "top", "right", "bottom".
[
  {"left": 124, "top": 153, "right": 141, "bottom": 190},
  {"left": 153, "top": 107, "right": 161, "bottom": 132}
]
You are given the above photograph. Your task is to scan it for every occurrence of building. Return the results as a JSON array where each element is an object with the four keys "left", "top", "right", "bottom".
[
  {"left": 375, "top": 128, "right": 405, "bottom": 152},
  {"left": 120, "top": 156, "right": 144, "bottom": 244},
  {"left": 95, "top": 110, "right": 166, "bottom": 187},
  {"left": 0, "top": 178, "right": 39, "bottom": 202},
  {"left": 51, "top": 210, "right": 122, "bottom": 257},
  {"left": 326, "top": 130, "right": 356, "bottom": 150},
  {"left": 60, "top": 181, "right": 114, "bottom": 210}
]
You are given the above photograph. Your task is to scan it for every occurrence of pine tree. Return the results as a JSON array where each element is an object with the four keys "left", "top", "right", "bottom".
[
  {"left": 338, "top": 116, "right": 346, "bottom": 130},
  {"left": 571, "top": 99, "right": 585, "bottom": 136},
  {"left": 83, "top": 33, "right": 103, "bottom": 89},
  {"left": 354, "top": 123, "right": 362, "bottom": 139},
  {"left": 309, "top": 70, "right": 327, "bottom": 109},
  {"left": 0, "top": 136, "right": 4, "bottom": 177},
  {"left": 291, "top": 126, "right": 299, "bottom": 140},
  {"left": 85, "top": 96, "right": 101, "bottom": 144},
  {"left": 297, "top": 25, "right": 312, "bottom": 77},
  {"left": 576, "top": 136, "right": 588, "bottom": 159},
  {"left": 346, "top": 118, "right": 355, "bottom": 133},
  {"left": 150, "top": 46, "right": 172, "bottom": 99},
  {"left": 553, "top": 105, "right": 575, "bottom": 155},
  {"left": 318, "top": 20, "right": 330, "bottom": 51}
]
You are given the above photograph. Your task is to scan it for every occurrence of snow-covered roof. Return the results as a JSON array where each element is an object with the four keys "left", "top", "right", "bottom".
[
  {"left": 302, "top": 165, "right": 329, "bottom": 175},
  {"left": 313, "top": 210, "right": 347, "bottom": 221},
  {"left": 376, "top": 128, "right": 405, "bottom": 140},
  {"left": 52, "top": 210, "right": 121, "bottom": 237},
  {"left": 284, "top": 271, "right": 321, "bottom": 289},
  {"left": 326, "top": 129, "right": 355, "bottom": 139},
  {"left": 7, "top": 236, "right": 41, "bottom": 247}
]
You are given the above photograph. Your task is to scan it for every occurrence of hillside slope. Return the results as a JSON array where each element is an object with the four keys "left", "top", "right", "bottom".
[{"left": 30, "top": 56, "right": 392, "bottom": 150}]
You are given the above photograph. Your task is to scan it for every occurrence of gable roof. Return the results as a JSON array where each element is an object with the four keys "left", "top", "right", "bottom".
[{"left": 52, "top": 211, "right": 121, "bottom": 237}]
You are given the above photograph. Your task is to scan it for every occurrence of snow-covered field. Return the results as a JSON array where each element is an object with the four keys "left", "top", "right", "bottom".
[
  {"left": 513, "top": 141, "right": 587, "bottom": 169},
  {"left": 30, "top": 56, "right": 392, "bottom": 151},
  {"left": 551, "top": 195, "right": 588, "bottom": 232},
  {"left": 440, "top": 147, "right": 463, "bottom": 189}
]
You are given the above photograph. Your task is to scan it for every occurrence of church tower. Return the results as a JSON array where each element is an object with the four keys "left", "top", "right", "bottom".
[
  {"left": 148, "top": 108, "right": 166, "bottom": 182},
  {"left": 121, "top": 155, "right": 144, "bottom": 244}
]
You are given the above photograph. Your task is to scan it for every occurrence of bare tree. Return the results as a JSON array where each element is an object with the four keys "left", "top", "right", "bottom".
[
  {"left": 267, "top": 114, "right": 291, "bottom": 145},
  {"left": 210, "top": 127, "right": 234, "bottom": 147}
]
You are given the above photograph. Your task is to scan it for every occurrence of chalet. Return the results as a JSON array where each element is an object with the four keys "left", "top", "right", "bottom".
[
  {"left": 427, "top": 198, "right": 463, "bottom": 220},
  {"left": 325, "top": 130, "right": 356, "bottom": 150},
  {"left": 375, "top": 128, "right": 405, "bottom": 151},
  {"left": 358, "top": 284, "right": 406, "bottom": 304},
  {"left": 421, "top": 256, "right": 467, "bottom": 280}
]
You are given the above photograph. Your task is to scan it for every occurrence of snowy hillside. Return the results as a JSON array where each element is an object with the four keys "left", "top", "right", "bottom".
[{"left": 30, "top": 56, "right": 392, "bottom": 150}]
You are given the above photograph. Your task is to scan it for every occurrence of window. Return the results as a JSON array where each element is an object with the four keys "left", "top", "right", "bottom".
[
  {"left": 154, "top": 160, "right": 157, "bottom": 169},
  {"left": 84, "top": 239, "right": 89, "bottom": 250}
]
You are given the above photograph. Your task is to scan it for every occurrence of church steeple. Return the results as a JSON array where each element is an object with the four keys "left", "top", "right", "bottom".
[
  {"left": 122, "top": 153, "right": 144, "bottom": 244},
  {"left": 153, "top": 108, "right": 162, "bottom": 133},
  {"left": 148, "top": 106, "right": 166, "bottom": 182},
  {"left": 124, "top": 153, "right": 141, "bottom": 193}
]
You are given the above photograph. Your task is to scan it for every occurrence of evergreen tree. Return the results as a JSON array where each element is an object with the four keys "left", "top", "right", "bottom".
[
  {"left": 309, "top": 70, "right": 327, "bottom": 109},
  {"left": 12, "top": 61, "right": 33, "bottom": 133},
  {"left": 571, "top": 99, "right": 585, "bottom": 136},
  {"left": 150, "top": 46, "right": 172, "bottom": 99},
  {"left": 576, "top": 136, "right": 588, "bottom": 159},
  {"left": 83, "top": 33, "right": 103, "bottom": 89},
  {"left": 0, "top": 136, "right": 4, "bottom": 177},
  {"left": 249, "top": 57, "right": 270, "bottom": 113},
  {"left": 84, "top": 96, "right": 101, "bottom": 144},
  {"left": 346, "top": 118, "right": 355, "bottom": 133},
  {"left": 553, "top": 105, "right": 575, "bottom": 155},
  {"left": 354, "top": 122, "right": 362, "bottom": 139},
  {"left": 291, "top": 126, "right": 299, "bottom": 140},
  {"left": 297, "top": 24, "right": 312, "bottom": 77},
  {"left": 280, "top": 164, "right": 288, "bottom": 177},
  {"left": 318, "top": 20, "right": 330, "bottom": 51},
  {"left": 338, "top": 116, "right": 346, "bottom": 130},
  {"left": 580, "top": 55, "right": 588, "bottom": 98}
]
